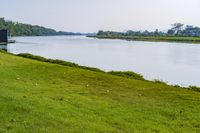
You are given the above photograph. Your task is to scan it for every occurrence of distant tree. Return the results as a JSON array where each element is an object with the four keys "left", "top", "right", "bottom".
[
  {"left": 171, "top": 23, "right": 184, "bottom": 35},
  {"left": 167, "top": 29, "right": 176, "bottom": 36},
  {"left": 126, "top": 30, "right": 135, "bottom": 36},
  {"left": 171, "top": 23, "right": 184, "bottom": 30},
  {"left": 0, "top": 18, "right": 6, "bottom": 29},
  {"left": 97, "top": 30, "right": 105, "bottom": 36},
  {"left": 96, "top": 23, "right": 200, "bottom": 37},
  {"left": 0, "top": 18, "right": 77, "bottom": 36},
  {"left": 154, "top": 29, "right": 159, "bottom": 36},
  {"left": 184, "top": 25, "right": 200, "bottom": 37}
]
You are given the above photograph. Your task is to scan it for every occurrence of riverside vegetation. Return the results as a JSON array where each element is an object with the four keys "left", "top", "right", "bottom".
[
  {"left": 0, "top": 50, "right": 200, "bottom": 132},
  {"left": 92, "top": 35, "right": 200, "bottom": 43},
  {"left": 0, "top": 18, "right": 82, "bottom": 36},
  {"left": 90, "top": 23, "right": 200, "bottom": 43}
]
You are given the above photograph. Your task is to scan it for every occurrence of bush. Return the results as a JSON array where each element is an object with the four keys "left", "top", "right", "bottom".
[
  {"left": 108, "top": 71, "right": 145, "bottom": 80},
  {"left": 188, "top": 86, "right": 200, "bottom": 92},
  {"left": 173, "top": 85, "right": 182, "bottom": 88},
  {"left": 17, "top": 53, "right": 103, "bottom": 72},
  {"left": 153, "top": 79, "right": 168, "bottom": 85}
]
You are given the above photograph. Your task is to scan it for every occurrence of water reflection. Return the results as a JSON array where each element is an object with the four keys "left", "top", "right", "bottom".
[{"left": 0, "top": 44, "right": 8, "bottom": 52}]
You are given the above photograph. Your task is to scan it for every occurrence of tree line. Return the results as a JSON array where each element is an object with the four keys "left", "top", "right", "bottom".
[
  {"left": 0, "top": 18, "right": 82, "bottom": 36},
  {"left": 97, "top": 23, "right": 200, "bottom": 37}
]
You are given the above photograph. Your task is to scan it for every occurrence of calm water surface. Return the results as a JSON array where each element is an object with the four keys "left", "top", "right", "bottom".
[{"left": 3, "top": 36, "right": 200, "bottom": 87}]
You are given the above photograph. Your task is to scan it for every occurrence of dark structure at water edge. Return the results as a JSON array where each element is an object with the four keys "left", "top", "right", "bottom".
[
  {"left": 0, "top": 29, "right": 8, "bottom": 43},
  {"left": 0, "top": 29, "right": 15, "bottom": 44}
]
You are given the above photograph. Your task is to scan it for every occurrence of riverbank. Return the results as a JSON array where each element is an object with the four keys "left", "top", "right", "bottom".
[
  {"left": 89, "top": 35, "right": 200, "bottom": 44},
  {"left": 0, "top": 51, "right": 200, "bottom": 132}
]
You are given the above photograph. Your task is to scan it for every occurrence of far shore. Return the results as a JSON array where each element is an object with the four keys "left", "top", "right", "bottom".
[{"left": 88, "top": 35, "right": 200, "bottom": 44}]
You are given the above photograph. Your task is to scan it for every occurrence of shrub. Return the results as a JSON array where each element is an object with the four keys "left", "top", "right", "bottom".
[
  {"left": 173, "top": 85, "right": 181, "bottom": 88},
  {"left": 108, "top": 71, "right": 145, "bottom": 80},
  {"left": 153, "top": 79, "right": 168, "bottom": 85},
  {"left": 17, "top": 53, "right": 103, "bottom": 72},
  {"left": 188, "top": 86, "right": 200, "bottom": 92}
]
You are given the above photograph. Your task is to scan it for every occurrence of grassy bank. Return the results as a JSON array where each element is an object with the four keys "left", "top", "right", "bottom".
[
  {"left": 89, "top": 35, "right": 200, "bottom": 44},
  {"left": 0, "top": 51, "right": 200, "bottom": 132}
]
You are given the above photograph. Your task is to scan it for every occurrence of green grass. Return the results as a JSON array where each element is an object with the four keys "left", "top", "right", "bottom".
[
  {"left": 90, "top": 35, "right": 200, "bottom": 44},
  {"left": 0, "top": 51, "right": 200, "bottom": 133}
]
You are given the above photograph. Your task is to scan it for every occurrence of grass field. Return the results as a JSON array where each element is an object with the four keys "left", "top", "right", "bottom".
[
  {"left": 90, "top": 35, "right": 200, "bottom": 44},
  {"left": 0, "top": 51, "right": 200, "bottom": 132}
]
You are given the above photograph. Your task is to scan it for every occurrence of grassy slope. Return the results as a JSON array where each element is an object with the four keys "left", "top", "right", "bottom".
[
  {"left": 0, "top": 52, "right": 200, "bottom": 133},
  {"left": 91, "top": 35, "right": 200, "bottom": 44}
]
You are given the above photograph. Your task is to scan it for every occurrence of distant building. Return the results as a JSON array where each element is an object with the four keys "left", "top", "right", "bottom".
[{"left": 0, "top": 29, "right": 8, "bottom": 43}]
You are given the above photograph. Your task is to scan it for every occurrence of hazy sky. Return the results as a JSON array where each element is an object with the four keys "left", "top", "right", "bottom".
[{"left": 1, "top": 0, "right": 200, "bottom": 32}]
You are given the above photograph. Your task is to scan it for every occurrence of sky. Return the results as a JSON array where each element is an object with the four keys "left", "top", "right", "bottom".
[{"left": 1, "top": 0, "right": 200, "bottom": 32}]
